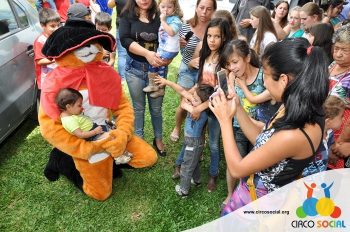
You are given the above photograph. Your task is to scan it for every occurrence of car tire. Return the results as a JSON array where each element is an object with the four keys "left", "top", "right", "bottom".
[{"left": 30, "top": 87, "right": 40, "bottom": 122}]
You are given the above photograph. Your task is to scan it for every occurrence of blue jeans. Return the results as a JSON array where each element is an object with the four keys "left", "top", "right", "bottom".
[
  {"left": 234, "top": 126, "right": 252, "bottom": 158},
  {"left": 177, "top": 61, "right": 199, "bottom": 89},
  {"left": 116, "top": 31, "right": 127, "bottom": 79},
  {"left": 149, "top": 50, "right": 177, "bottom": 78},
  {"left": 175, "top": 111, "right": 208, "bottom": 166},
  {"left": 180, "top": 136, "right": 205, "bottom": 193},
  {"left": 148, "top": 65, "right": 167, "bottom": 78},
  {"left": 35, "top": 0, "right": 57, "bottom": 10},
  {"left": 86, "top": 123, "right": 108, "bottom": 141},
  {"left": 125, "top": 57, "right": 165, "bottom": 139},
  {"left": 208, "top": 113, "right": 221, "bottom": 177}
]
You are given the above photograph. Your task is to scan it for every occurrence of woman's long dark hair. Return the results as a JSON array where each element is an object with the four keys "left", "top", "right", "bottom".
[
  {"left": 197, "top": 18, "right": 233, "bottom": 83},
  {"left": 121, "top": 0, "right": 158, "bottom": 20},
  {"left": 219, "top": 39, "right": 260, "bottom": 70},
  {"left": 188, "top": 0, "right": 217, "bottom": 27},
  {"left": 309, "top": 23, "right": 334, "bottom": 64},
  {"left": 271, "top": 0, "right": 290, "bottom": 28},
  {"left": 262, "top": 38, "right": 329, "bottom": 131}
]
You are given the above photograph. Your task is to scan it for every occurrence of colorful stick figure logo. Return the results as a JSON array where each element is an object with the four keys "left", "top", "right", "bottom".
[{"left": 296, "top": 182, "right": 341, "bottom": 218}]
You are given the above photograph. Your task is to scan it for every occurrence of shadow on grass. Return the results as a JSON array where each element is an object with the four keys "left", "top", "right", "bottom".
[{"left": 0, "top": 118, "right": 40, "bottom": 165}]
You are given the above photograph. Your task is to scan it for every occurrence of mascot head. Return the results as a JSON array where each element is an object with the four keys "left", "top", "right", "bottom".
[
  {"left": 42, "top": 19, "right": 116, "bottom": 67},
  {"left": 40, "top": 19, "right": 121, "bottom": 121}
]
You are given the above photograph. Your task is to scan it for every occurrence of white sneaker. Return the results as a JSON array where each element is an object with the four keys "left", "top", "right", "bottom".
[
  {"left": 175, "top": 185, "right": 188, "bottom": 198},
  {"left": 191, "top": 178, "right": 201, "bottom": 187},
  {"left": 114, "top": 151, "right": 132, "bottom": 165}
]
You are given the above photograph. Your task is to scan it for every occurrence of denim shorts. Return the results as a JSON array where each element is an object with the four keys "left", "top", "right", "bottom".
[
  {"left": 177, "top": 61, "right": 199, "bottom": 89},
  {"left": 158, "top": 50, "right": 178, "bottom": 60},
  {"left": 86, "top": 123, "right": 108, "bottom": 141},
  {"left": 234, "top": 126, "right": 252, "bottom": 157}
]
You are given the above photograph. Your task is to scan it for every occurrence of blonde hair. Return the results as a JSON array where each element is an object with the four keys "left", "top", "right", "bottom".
[
  {"left": 290, "top": 6, "right": 301, "bottom": 15},
  {"left": 324, "top": 96, "right": 346, "bottom": 119},
  {"left": 158, "top": 0, "right": 183, "bottom": 19},
  {"left": 301, "top": 2, "right": 323, "bottom": 22}
]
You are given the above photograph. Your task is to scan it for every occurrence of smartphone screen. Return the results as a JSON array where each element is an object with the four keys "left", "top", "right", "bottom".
[
  {"left": 184, "top": 31, "right": 194, "bottom": 41},
  {"left": 217, "top": 70, "right": 228, "bottom": 94}
]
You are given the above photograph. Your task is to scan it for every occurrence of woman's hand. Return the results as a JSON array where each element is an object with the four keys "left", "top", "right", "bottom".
[
  {"left": 180, "top": 37, "right": 187, "bottom": 48},
  {"left": 328, "top": 149, "right": 339, "bottom": 165},
  {"left": 145, "top": 51, "right": 164, "bottom": 67},
  {"left": 209, "top": 88, "right": 238, "bottom": 124},
  {"left": 160, "top": 57, "right": 172, "bottom": 66},
  {"left": 333, "top": 142, "right": 350, "bottom": 158},
  {"left": 188, "top": 57, "right": 200, "bottom": 69},
  {"left": 240, "top": 19, "right": 251, "bottom": 28}
]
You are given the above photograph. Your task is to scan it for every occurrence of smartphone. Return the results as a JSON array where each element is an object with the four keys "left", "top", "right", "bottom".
[
  {"left": 217, "top": 70, "right": 228, "bottom": 95},
  {"left": 184, "top": 31, "right": 194, "bottom": 41}
]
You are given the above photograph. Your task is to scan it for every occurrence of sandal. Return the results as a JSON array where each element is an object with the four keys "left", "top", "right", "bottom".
[{"left": 170, "top": 130, "right": 179, "bottom": 142}]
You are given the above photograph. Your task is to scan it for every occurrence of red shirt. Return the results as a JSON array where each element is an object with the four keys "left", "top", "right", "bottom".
[
  {"left": 76, "top": 0, "right": 90, "bottom": 7},
  {"left": 34, "top": 33, "right": 48, "bottom": 89},
  {"left": 43, "top": 0, "right": 70, "bottom": 22}
]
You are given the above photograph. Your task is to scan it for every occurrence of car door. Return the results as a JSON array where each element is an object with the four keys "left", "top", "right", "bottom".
[{"left": 0, "top": 0, "right": 40, "bottom": 143}]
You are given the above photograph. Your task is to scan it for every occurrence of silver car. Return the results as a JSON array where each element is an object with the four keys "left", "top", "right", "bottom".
[{"left": 0, "top": 0, "right": 42, "bottom": 143}]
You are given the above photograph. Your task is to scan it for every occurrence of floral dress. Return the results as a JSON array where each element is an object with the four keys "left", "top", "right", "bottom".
[
  {"left": 328, "top": 62, "right": 350, "bottom": 169},
  {"left": 221, "top": 109, "right": 323, "bottom": 216}
]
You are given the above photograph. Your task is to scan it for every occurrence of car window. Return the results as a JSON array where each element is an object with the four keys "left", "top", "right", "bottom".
[
  {"left": 0, "top": 0, "right": 18, "bottom": 37},
  {"left": 12, "top": 1, "right": 29, "bottom": 28}
]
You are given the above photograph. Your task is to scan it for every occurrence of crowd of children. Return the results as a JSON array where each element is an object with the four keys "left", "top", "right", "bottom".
[{"left": 34, "top": 0, "right": 350, "bottom": 217}]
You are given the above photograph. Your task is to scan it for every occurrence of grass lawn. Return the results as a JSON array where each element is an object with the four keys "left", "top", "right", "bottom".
[
  {"left": 0, "top": 7, "right": 228, "bottom": 231},
  {"left": 0, "top": 54, "right": 228, "bottom": 232}
]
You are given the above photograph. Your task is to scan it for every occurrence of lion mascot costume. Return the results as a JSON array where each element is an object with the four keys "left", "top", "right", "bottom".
[{"left": 39, "top": 19, "right": 157, "bottom": 201}]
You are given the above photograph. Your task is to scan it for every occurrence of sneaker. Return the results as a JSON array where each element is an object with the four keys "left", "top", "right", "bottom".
[
  {"left": 191, "top": 179, "right": 201, "bottom": 187},
  {"left": 175, "top": 185, "right": 188, "bottom": 198}
]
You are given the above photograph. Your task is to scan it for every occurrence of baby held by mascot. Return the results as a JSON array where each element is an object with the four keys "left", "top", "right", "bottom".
[{"left": 39, "top": 19, "right": 158, "bottom": 201}]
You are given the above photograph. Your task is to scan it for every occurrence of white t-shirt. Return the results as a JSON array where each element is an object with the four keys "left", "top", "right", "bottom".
[
  {"left": 250, "top": 31, "right": 277, "bottom": 55},
  {"left": 90, "top": 3, "right": 101, "bottom": 24}
]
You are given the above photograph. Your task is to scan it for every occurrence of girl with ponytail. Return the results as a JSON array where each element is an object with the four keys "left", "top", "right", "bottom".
[{"left": 209, "top": 38, "right": 329, "bottom": 215}]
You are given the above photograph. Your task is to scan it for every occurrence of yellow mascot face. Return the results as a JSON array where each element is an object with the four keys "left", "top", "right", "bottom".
[{"left": 55, "top": 43, "right": 104, "bottom": 67}]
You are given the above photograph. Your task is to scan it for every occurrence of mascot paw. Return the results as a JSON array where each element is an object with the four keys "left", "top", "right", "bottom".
[
  {"left": 43, "top": 150, "right": 61, "bottom": 181},
  {"left": 44, "top": 167, "right": 60, "bottom": 181},
  {"left": 101, "top": 130, "right": 128, "bottom": 158}
]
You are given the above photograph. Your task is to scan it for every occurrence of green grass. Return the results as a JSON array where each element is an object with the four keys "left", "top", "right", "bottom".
[
  {"left": 0, "top": 55, "right": 228, "bottom": 232},
  {"left": 0, "top": 8, "right": 227, "bottom": 232}
]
